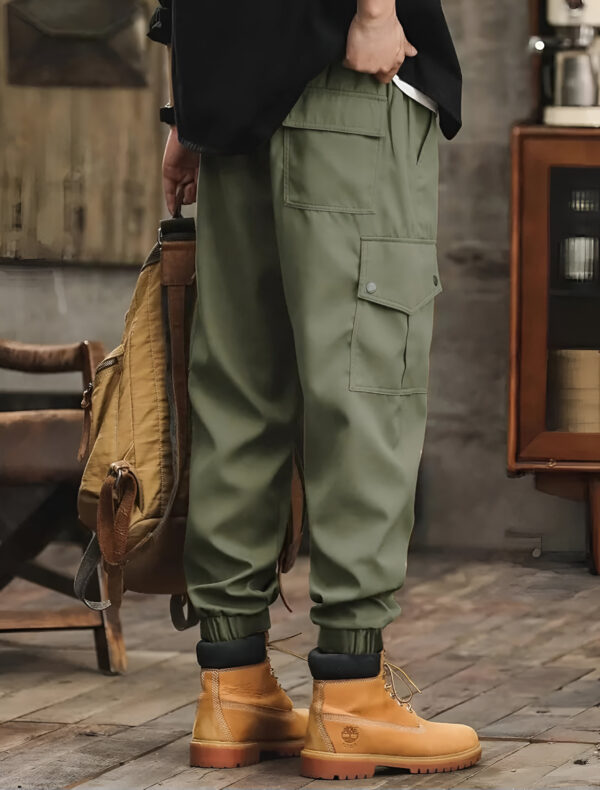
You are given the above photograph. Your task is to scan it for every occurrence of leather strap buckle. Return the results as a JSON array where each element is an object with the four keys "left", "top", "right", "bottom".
[{"left": 109, "top": 461, "right": 131, "bottom": 499}]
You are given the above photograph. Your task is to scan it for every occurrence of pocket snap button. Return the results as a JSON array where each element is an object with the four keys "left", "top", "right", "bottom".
[
  {"left": 433, "top": 275, "right": 439, "bottom": 286},
  {"left": 365, "top": 282, "right": 377, "bottom": 294}
]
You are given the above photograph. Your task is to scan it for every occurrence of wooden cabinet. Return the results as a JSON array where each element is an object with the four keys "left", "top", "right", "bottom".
[{"left": 509, "top": 125, "right": 600, "bottom": 572}]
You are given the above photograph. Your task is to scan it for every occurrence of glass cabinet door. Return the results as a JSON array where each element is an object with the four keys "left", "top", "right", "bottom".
[{"left": 547, "top": 167, "right": 600, "bottom": 434}]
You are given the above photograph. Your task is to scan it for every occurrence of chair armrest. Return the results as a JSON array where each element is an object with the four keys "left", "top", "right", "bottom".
[{"left": 0, "top": 339, "right": 105, "bottom": 376}]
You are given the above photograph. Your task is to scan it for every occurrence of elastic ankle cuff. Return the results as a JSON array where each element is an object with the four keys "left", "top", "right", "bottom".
[
  {"left": 199, "top": 611, "right": 271, "bottom": 642},
  {"left": 318, "top": 627, "right": 383, "bottom": 655}
]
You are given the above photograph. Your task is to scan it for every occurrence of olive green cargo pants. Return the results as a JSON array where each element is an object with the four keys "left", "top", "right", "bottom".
[{"left": 185, "top": 63, "right": 441, "bottom": 654}]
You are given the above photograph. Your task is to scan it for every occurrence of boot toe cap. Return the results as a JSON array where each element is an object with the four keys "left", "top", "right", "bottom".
[
  {"left": 456, "top": 723, "right": 480, "bottom": 751},
  {"left": 445, "top": 722, "right": 480, "bottom": 756},
  {"left": 424, "top": 720, "right": 480, "bottom": 757}
]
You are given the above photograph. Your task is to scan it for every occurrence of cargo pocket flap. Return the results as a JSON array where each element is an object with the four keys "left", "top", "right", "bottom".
[
  {"left": 358, "top": 238, "right": 442, "bottom": 314},
  {"left": 282, "top": 87, "right": 386, "bottom": 138}
]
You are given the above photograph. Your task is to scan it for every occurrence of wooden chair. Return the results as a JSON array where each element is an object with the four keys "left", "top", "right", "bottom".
[{"left": 0, "top": 338, "right": 127, "bottom": 674}]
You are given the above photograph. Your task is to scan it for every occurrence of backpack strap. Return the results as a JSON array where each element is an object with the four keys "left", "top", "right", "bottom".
[
  {"left": 96, "top": 461, "right": 139, "bottom": 609},
  {"left": 276, "top": 445, "right": 308, "bottom": 612},
  {"left": 160, "top": 218, "right": 196, "bottom": 487},
  {"left": 74, "top": 461, "right": 138, "bottom": 609},
  {"left": 279, "top": 446, "right": 307, "bottom": 575},
  {"left": 159, "top": 215, "right": 199, "bottom": 630},
  {"left": 169, "top": 593, "right": 200, "bottom": 630},
  {"left": 73, "top": 533, "right": 107, "bottom": 610}
]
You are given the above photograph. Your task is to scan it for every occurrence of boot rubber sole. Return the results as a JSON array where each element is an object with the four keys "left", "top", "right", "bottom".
[
  {"left": 301, "top": 743, "right": 482, "bottom": 780},
  {"left": 190, "top": 738, "right": 304, "bottom": 769}
]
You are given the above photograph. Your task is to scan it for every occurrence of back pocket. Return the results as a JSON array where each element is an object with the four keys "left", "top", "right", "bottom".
[
  {"left": 282, "top": 87, "right": 386, "bottom": 214},
  {"left": 350, "top": 238, "right": 442, "bottom": 395}
]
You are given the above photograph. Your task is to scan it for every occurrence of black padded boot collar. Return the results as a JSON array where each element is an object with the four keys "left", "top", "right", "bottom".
[
  {"left": 308, "top": 648, "right": 381, "bottom": 680},
  {"left": 196, "top": 633, "right": 266, "bottom": 669}
]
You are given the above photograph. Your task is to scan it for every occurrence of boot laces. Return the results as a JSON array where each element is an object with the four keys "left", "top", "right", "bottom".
[
  {"left": 267, "top": 635, "right": 421, "bottom": 712},
  {"left": 267, "top": 632, "right": 307, "bottom": 662},
  {"left": 383, "top": 658, "right": 421, "bottom": 712},
  {"left": 266, "top": 632, "right": 307, "bottom": 690}
]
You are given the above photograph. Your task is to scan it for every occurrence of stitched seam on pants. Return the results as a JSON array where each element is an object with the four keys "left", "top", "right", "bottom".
[
  {"left": 360, "top": 236, "right": 437, "bottom": 245},
  {"left": 284, "top": 199, "right": 376, "bottom": 215},
  {"left": 416, "top": 107, "right": 436, "bottom": 165},
  {"left": 349, "top": 384, "right": 428, "bottom": 396},
  {"left": 401, "top": 314, "right": 409, "bottom": 391},
  {"left": 283, "top": 122, "right": 380, "bottom": 136},
  {"left": 283, "top": 128, "right": 291, "bottom": 205},
  {"left": 213, "top": 673, "right": 232, "bottom": 739},
  {"left": 316, "top": 683, "right": 335, "bottom": 753},
  {"left": 298, "top": 86, "right": 387, "bottom": 102}
]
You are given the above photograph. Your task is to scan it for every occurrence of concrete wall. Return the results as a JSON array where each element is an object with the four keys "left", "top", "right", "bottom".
[
  {"left": 417, "top": 0, "right": 587, "bottom": 553},
  {"left": 0, "top": 263, "right": 141, "bottom": 394},
  {"left": 0, "top": 0, "right": 587, "bottom": 555}
]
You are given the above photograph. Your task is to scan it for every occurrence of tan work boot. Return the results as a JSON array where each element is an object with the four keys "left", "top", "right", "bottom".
[
  {"left": 301, "top": 650, "right": 481, "bottom": 779},
  {"left": 190, "top": 634, "right": 308, "bottom": 768}
]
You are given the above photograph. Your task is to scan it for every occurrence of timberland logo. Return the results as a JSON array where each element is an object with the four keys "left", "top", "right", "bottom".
[{"left": 341, "top": 726, "right": 359, "bottom": 745}]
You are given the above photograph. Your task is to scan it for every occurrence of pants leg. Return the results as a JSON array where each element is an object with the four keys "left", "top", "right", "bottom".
[
  {"left": 270, "top": 65, "right": 440, "bottom": 653},
  {"left": 185, "top": 144, "right": 301, "bottom": 641}
]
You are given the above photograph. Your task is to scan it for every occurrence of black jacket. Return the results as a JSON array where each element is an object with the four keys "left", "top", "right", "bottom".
[{"left": 149, "top": 1, "right": 461, "bottom": 155}]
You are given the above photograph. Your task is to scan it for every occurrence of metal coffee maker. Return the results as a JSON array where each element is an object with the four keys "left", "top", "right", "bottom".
[{"left": 531, "top": 0, "right": 600, "bottom": 126}]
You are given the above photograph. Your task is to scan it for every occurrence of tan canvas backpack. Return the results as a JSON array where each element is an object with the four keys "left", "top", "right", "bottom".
[{"left": 75, "top": 212, "right": 305, "bottom": 628}]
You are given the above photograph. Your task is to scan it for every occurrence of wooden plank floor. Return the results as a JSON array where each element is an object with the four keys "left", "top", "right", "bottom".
[{"left": 1, "top": 545, "right": 599, "bottom": 789}]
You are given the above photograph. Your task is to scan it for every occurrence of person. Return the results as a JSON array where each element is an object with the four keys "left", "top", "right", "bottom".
[{"left": 149, "top": 0, "right": 481, "bottom": 780}]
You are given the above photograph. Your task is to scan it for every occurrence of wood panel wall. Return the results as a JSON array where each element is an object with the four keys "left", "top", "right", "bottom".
[{"left": 0, "top": 0, "right": 167, "bottom": 265}]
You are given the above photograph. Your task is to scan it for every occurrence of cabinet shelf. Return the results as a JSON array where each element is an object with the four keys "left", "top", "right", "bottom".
[{"left": 549, "top": 288, "right": 600, "bottom": 298}]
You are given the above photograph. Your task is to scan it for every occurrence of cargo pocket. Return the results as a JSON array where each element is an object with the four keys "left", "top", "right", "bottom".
[
  {"left": 350, "top": 238, "right": 442, "bottom": 395},
  {"left": 282, "top": 87, "right": 386, "bottom": 213}
]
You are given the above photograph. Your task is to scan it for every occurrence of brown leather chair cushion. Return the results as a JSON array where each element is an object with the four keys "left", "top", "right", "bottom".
[{"left": 0, "top": 410, "right": 83, "bottom": 484}]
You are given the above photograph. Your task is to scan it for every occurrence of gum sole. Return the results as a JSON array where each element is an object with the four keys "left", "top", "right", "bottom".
[
  {"left": 190, "top": 738, "right": 304, "bottom": 769},
  {"left": 301, "top": 744, "right": 482, "bottom": 780}
]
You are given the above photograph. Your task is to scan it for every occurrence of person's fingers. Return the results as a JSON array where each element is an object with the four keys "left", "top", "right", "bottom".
[
  {"left": 183, "top": 181, "right": 197, "bottom": 205},
  {"left": 405, "top": 40, "right": 418, "bottom": 57},
  {"left": 376, "top": 69, "right": 393, "bottom": 84},
  {"left": 163, "top": 178, "right": 177, "bottom": 215},
  {"left": 376, "top": 57, "right": 403, "bottom": 83},
  {"left": 164, "top": 175, "right": 197, "bottom": 212}
]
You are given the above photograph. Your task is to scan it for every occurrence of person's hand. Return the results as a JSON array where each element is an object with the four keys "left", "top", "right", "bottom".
[
  {"left": 344, "top": 10, "right": 417, "bottom": 84},
  {"left": 162, "top": 127, "right": 200, "bottom": 215}
]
